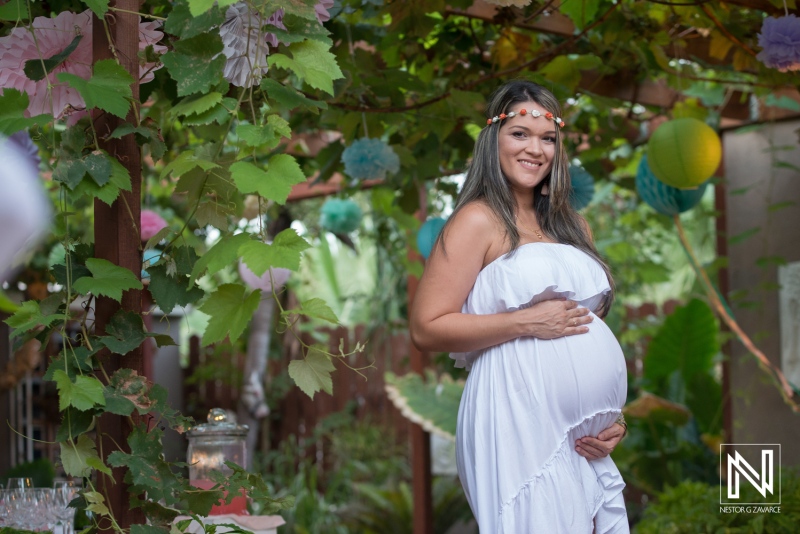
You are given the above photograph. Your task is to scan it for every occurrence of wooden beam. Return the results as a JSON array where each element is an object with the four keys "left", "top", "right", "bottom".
[
  {"left": 92, "top": 1, "right": 144, "bottom": 529},
  {"left": 578, "top": 70, "right": 751, "bottom": 120},
  {"left": 409, "top": 184, "right": 433, "bottom": 534}
]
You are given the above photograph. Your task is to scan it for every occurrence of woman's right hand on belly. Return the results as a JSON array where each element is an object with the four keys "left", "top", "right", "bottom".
[{"left": 515, "top": 299, "right": 592, "bottom": 339}]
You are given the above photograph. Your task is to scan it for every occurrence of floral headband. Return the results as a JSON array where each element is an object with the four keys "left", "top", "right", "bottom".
[{"left": 486, "top": 108, "right": 565, "bottom": 128}]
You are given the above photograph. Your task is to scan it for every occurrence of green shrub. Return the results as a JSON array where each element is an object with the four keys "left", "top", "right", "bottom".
[{"left": 634, "top": 469, "right": 800, "bottom": 534}]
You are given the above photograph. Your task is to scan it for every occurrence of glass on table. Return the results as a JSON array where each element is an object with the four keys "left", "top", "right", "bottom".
[
  {"left": 6, "top": 478, "right": 33, "bottom": 495},
  {"left": 54, "top": 479, "right": 79, "bottom": 534}
]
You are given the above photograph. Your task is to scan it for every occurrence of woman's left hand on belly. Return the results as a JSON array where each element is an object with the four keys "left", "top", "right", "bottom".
[{"left": 574, "top": 423, "right": 625, "bottom": 460}]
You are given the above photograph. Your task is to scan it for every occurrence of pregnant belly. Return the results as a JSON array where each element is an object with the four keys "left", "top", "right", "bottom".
[
  {"left": 468, "top": 316, "right": 627, "bottom": 426},
  {"left": 532, "top": 318, "right": 627, "bottom": 422}
]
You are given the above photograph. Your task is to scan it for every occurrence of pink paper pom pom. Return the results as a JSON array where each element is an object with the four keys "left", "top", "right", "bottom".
[{"left": 141, "top": 209, "right": 168, "bottom": 241}]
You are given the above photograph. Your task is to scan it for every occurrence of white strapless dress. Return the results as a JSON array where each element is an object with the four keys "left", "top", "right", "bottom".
[{"left": 452, "top": 242, "right": 629, "bottom": 534}]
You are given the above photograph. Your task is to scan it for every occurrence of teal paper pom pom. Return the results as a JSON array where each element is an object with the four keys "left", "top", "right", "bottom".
[
  {"left": 141, "top": 249, "right": 162, "bottom": 280},
  {"left": 416, "top": 217, "right": 447, "bottom": 259},
  {"left": 321, "top": 199, "right": 363, "bottom": 233},
  {"left": 341, "top": 138, "right": 400, "bottom": 181},
  {"left": 568, "top": 164, "right": 595, "bottom": 210},
  {"left": 636, "top": 155, "right": 708, "bottom": 216}
]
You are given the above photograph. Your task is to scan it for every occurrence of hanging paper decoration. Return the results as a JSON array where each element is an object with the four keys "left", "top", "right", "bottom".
[
  {"left": 647, "top": 118, "right": 721, "bottom": 189},
  {"left": 219, "top": 1, "right": 333, "bottom": 87},
  {"left": 141, "top": 248, "right": 162, "bottom": 280},
  {"left": 341, "top": 138, "right": 400, "bottom": 181},
  {"left": 238, "top": 260, "right": 291, "bottom": 292},
  {"left": 417, "top": 217, "right": 447, "bottom": 260},
  {"left": 568, "top": 164, "right": 595, "bottom": 211},
  {"left": 756, "top": 14, "right": 800, "bottom": 72},
  {"left": 636, "top": 155, "right": 708, "bottom": 216},
  {"left": 0, "top": 10, "right": 165, "bottom": 120},
  {"left": 320, "top": 198, "right": 362, "bottom": 234},
  {"left": 141, "top": 209, "right": 168, "bottom": 241}
]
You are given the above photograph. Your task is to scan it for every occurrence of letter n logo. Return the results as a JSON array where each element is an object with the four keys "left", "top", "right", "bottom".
[{"left": 720, "top": 444, "right": 781, "bottom": 505}]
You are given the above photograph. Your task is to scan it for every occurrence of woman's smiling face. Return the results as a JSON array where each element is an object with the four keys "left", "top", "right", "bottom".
[{"left": 496, "top": 100, "right": 557, "bottom": 196}]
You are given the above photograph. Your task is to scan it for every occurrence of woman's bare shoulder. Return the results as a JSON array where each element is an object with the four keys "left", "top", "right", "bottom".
[
  {"left": 446, "top": 201, "right": 499, "bottom": 236},
  {"left": 439, "top": 201, "right": 506, "bottom": 267}
]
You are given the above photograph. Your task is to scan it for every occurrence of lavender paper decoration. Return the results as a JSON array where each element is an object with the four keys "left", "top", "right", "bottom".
[
  {"left": 341, "top": 138, "right": 400, "bottom": 181},
  {"left": 756, "top": 14, "right": 800, "bottom": 72}
]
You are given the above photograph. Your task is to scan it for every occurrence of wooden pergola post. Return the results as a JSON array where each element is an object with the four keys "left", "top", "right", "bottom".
[
  {"left": 92, "top": 1, "right": 144, "bottom": 528},
  {"left": 408, "top": 182, "right": 433, "bottom": 534}
]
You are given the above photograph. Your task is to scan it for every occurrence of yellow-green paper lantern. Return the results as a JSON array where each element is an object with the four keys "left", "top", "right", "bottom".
[{"left": 647, "top": 118, "right": 722, "bottom": 189}]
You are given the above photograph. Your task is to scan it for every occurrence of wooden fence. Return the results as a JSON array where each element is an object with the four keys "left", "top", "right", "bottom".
[{"left": 184, "top": 323, "right": 414, "bottom": 454}]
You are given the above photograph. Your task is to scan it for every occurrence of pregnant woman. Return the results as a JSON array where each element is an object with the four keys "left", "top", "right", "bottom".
[{"left": 410, "top": 80, "right": 629, "bottom": 533}]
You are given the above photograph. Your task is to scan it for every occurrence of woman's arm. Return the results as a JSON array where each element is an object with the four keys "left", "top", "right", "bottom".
[{"left": 409, "top": 203, "right": 592, "bottom": 354}]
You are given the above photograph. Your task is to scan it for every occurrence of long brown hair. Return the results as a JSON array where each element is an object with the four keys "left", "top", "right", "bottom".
[{"left": 440, "top": 79, "right": 615, "bottom": 317}]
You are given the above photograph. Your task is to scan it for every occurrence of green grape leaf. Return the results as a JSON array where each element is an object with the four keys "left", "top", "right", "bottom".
[
  {"left": 84, "top": 490, "right": 111, "bottom": 516},
  {"left": 0, "top": 89, "right": 51, "bottom": 135},
  {"left": 139, "top": 501, "right": 181, "bottom": 529},
  {"left": 283, "top": 297, "right": 339, "bottom": 324},
  {"left": 169, "top": 92, "right": 223, "bottom": 118},
  {"left": 260, "top": 78, "right": 326, "bottom": 113},
  {"left": 266, "top": 13, "right": 331, "bottom": 44},
  {"left": 179, "top": 487, "right": 223, "bottom": 517},
  {"left": 54, "top": 370, "right": 106, "bottom": 411},
  {"left": 188, "top": 232, "right": 252, "bottom": 286},
  {"left": 195, "top": 198, "right": 235, "bottom": 229},
  {"left": 187, "top": 0, "right": 237, "bottom": 16},
  {"left": 239, "top": 228, "right": 310, "bottom": 275},
  {"left": 23, "top": 35, "right": 83, "bottom": 81},
  {"left": 198, "top": 284, "right": 261, "bottom": 346},
  {"left": 70, "top": 155, "right": 132, "bottom": 205},
  {"left": 86, "top": 455, "right": 113, "bottom": 477},
  {"left": 58, "top": 59, "right": 134, "bottom": 119},
  {"left": 0, "top": 0, "right": 29, "bottom": 20},
  {"left": 268, "top": 40, "right": 343, "bottom": 95},
  {"left": 159, "top": 151, "right": 219, "bottom": 180},
  {"left": 72, "top": 258, "right": 143, "bottom": 302},
  {"left": 558, "top": 0, "right": 600, "bottom": 31},
  {"left": 108, "top": 122, "right": 167, "bottom": 161},
  {"left": 82, "top": 0, "right": 110, "bottom": 17},
  {"left": 181, "top": 97, "right": 236, "bottom": 126},
  {"left": 55, "top": 406, "right": 96, "bottom": 442},
  {"left": 104, "top": 368, "right": 157, "bottom": 416},
  {"left": 147, "top": 264, "right": 204, "bottom": 313},
  {"left": 5, "top": 300, "right": 61, "bottom": 336},
  {"left": 53, "top": 158, "right": 89, "bottom": 190},
  {"left": 165, "top": 1, "right": 225, "bottom": 39},
  {"left": 171, "top": 245, "right": 200, "bottom": 276},
  {"left": 161, "top": 34, "right": 225, "bottom": 96},
  {"left": 99, "top": 310, "right": 148, "bottom": 355},
  {"left": 261, "top": 0, "right": 317, "bottom": 20},
  {"left": 230, "top": 156, "right": 302, "bottom": 205},
  {"left": 108, "top": 426, "right": 183, "bottom": 503},
  {"left": 148, "top": 384, "right": 193, "bottom": 433},
  {"left": 288, "top": 346, "right": 335, "bottom": 398},
  {"left": 83, "top": 151, "right": 112, "bottom": 186},
  {"left": 44, "top": 344, "right": 100, "bottom": 381},
  {"left": 60, "top": 434, "right": 102, "bottom": 477}
]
